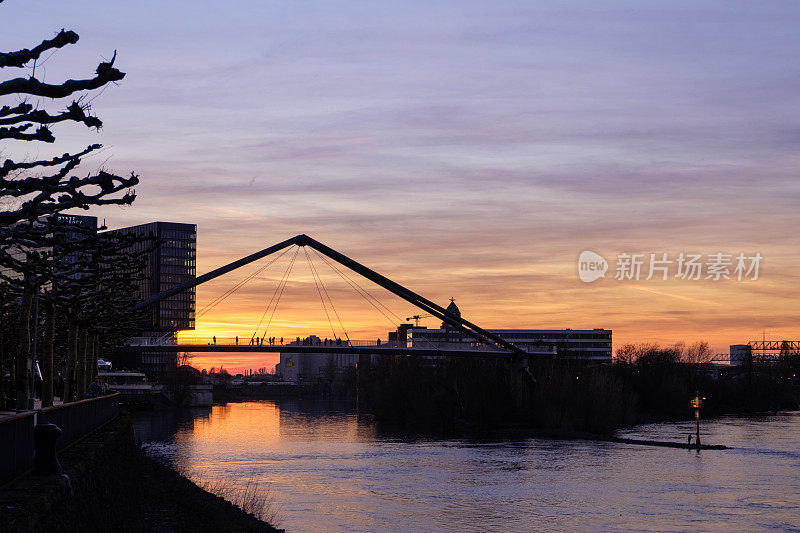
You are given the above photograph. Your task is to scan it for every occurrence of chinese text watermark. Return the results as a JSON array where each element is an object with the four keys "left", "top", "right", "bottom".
[{"left": 578, "top": 252, "right": 762, "bottom": 283}]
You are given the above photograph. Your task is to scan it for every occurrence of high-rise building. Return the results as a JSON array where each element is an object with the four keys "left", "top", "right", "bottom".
[
  {"left": 105, "top": 221, "right": 196, "bottom": 332},
  {"left": 105, "top": 221, "right": 197, "bottom": 375},
  {"left": 0, "top": 213, "right": 99, "bottom": 282},
  {"left": 51, "top": 213, "right": 98, "bottom": 279}
]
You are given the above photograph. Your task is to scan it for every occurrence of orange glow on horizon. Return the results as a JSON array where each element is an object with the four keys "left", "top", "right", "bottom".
[{"left": 177, "top": 243, "right": 800, "bottom": 374}]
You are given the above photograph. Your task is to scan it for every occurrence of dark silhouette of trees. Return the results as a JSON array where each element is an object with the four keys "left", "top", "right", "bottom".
[
  {"left": 614, "top": 341, "right": 712, "bottom": 365},
  {"left": 1, "top": 6, "right": 140, "bottom": 409}
]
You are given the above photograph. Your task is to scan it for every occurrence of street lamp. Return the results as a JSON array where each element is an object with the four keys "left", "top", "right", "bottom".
[{"left": 691, "top": 390, "right": 705, "bottom": 448}]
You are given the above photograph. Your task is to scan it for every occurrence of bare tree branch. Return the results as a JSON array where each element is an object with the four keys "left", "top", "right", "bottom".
[
  {"left": 0, "top": 102, "right": 33, "bottom": 118},
  {"left": 0, "top": 52, "right": 124, "bottom": 98},
  {"left": 1, "top": 145, "right": 100, "bottom": 179},
  {"left": 0, "top": 170, "right": 138, "bottom": 223},
  {"left": 0, "top": 123, "right": 55, "bottom": 142},
  {"left": 0, "top": 29, "right": 79, "bottom": 68},
  {"left": 0, "top": 101, "right": 102, "bottom": 129}
]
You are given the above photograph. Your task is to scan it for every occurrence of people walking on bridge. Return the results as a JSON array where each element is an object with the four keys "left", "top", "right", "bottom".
[
  {"left": 236, "top": 336, "right": 239, "bottom": 345},
  {"left": 213, "top": 336, "right": 216, "bottom": 344}
]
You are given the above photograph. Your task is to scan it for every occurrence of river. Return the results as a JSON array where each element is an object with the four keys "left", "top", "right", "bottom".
[{"left": 132, "top": 400, "right": 800, "bottom": 532}]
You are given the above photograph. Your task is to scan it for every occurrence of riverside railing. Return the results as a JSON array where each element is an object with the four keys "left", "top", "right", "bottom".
[
  {"left": 38, "top": 393, "right": 120, "bottom": 451},
  {"left": 0, "top": 411, "right": 36, "bottom": 485},
  {"left": 0, "top": 393, "right": 120, "bottom": 485}
]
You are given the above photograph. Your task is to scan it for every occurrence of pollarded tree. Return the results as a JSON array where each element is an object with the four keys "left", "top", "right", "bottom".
[
  {"left": 49, "top": 228, "right": 152, "bottom": 402},
  {"left": 1, "top": 4, "right": 139, "bottom": 408}
]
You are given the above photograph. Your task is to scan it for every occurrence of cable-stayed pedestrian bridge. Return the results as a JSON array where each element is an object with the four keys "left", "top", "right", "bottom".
[
  {"left": 132, "top": 234, "right": 552, "bottom": 359},
  {"left": 126, "top": 336, "right": 557, "bottom": 358}
]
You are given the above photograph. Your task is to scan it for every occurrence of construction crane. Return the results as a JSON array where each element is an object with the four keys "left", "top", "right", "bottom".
[{"left": 406, "top": 314, "right": 433, "bottom": 327}]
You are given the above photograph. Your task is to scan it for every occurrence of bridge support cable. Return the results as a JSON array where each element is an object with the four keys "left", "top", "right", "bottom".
[
  {"left": 257, "top": 246, "right": 299, "bottom": 343},
  {"left": 304, "top": 248, "right": 351, "bottom": 345},
  {"left": 311, "top": 248, "right": 399, "bottom": 329},
  {"left": 311, "top": 248, "right": 444, "bottom": 353},
  {"left": 299, "top": 236, "right": 526, "bottom": 356},
  {"left": 197, "top": 246, "right": 292, "bottom": 320},
  {"left": 251, "top": 246, "right": 300, "bottom": 343},
  {"left": 311, "top": 248, "right": 403, "bottom": 326},
  {"left": 133, "top": 235, "right": 301, "bottom": 311}
]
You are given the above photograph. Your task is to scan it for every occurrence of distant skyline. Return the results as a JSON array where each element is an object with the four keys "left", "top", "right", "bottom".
[{"left": 4, "top": 1, "right": 799, "bottom": 372}]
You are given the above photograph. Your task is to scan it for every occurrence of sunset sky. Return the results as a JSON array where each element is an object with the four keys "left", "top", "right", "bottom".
[{"left": 5, "top": 1, "right": 800, "bottom": 372}]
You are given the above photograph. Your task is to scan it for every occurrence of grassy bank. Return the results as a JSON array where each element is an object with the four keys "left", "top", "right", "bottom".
[{"left": 0, "top": 412, "right": 282, "bottom": 532}]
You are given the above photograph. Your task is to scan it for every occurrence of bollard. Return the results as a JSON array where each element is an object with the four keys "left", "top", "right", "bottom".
[{"left": 33, "top": 423, "right": 63, "bottom": 475}]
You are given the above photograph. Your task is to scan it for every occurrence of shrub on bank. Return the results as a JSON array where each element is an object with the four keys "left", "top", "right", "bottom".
[{"left": 358, "top": 355, "right": 798, "bottom": 436}]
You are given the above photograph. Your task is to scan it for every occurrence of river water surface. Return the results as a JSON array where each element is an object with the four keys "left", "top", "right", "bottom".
[{"left": 133, "top": 401, "right": 800, "bottom": 532}]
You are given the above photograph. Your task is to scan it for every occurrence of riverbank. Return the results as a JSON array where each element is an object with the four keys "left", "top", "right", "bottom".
[{"left": 0, "top": 411, "right": 282, "bottom": 532}]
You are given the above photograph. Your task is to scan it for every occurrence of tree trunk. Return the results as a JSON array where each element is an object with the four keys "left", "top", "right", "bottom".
[
  {"left": 75, "top": 326, "right": 87, "bottom": 399},
  {"left": 16, "top": 282, "right": 35, "bottom": 411},
  {"left": 86, "top": 330, "right": 95, "bottom": 384},
  {"left": 41, "top": 300, "right": 56, "bottom": 408},
  {"left": 63, "top": 318, "right": 78, "bottom": 402},
  {"left": 9, "top": 335, "right": 16, "bottom": 404},
  {"left": 0, "top": 333, "right": 5, "bottom": 405},
  {"left": 91, "top": 332, "right": 99, "bottom": 381}
]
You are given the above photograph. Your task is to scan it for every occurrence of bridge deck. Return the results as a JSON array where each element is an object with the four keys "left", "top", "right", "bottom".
[{"left": 125, "top": 339, "right": 557, "bottom": 359}]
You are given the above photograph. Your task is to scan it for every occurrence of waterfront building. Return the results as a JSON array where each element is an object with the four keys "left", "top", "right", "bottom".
[
  {"left": 0, "top": 213, "right": 98, "bottom": 281},
  {"left": 104, "top": 221, "right": 197, "bottom": 376},
  {"left": 407, "top": 300, "right": 612, "bottom": 362},
  {"left": 276, "top": 336, "right": 359, "bottom": 382},
  {"left": 51, "top": 213, "right": 98, "bottom": 279},
  {"left": 729, "top": 344, "right": 752, "bottom": 366}
]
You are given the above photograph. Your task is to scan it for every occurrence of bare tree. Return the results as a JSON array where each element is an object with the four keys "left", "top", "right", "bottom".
[
  {"left": 683, "top": 341, "right": 712, "bottom": 364},
  {"left": 1, "top": 9, "right": 138, "bottom": 409}
]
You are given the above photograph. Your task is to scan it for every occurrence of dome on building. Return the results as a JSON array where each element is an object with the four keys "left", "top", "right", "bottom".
[
  {"left": 442, "top": 298, "right": 461, "bottom": 329},
  {"left": 445, "top": 298, "right": 460, "bottom": 317}
]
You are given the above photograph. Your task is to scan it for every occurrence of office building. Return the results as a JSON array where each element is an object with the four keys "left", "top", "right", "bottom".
[
  {"left": 105, "top": 221, "right": 197, "bottom": 375},
  {"left": 407, "top": 300, "right": 612, "bottom": 362}
]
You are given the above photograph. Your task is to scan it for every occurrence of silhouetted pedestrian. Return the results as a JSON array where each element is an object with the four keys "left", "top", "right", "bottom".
[{"left": 85, "top": 377, "right": 103, "bottom": 398}]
